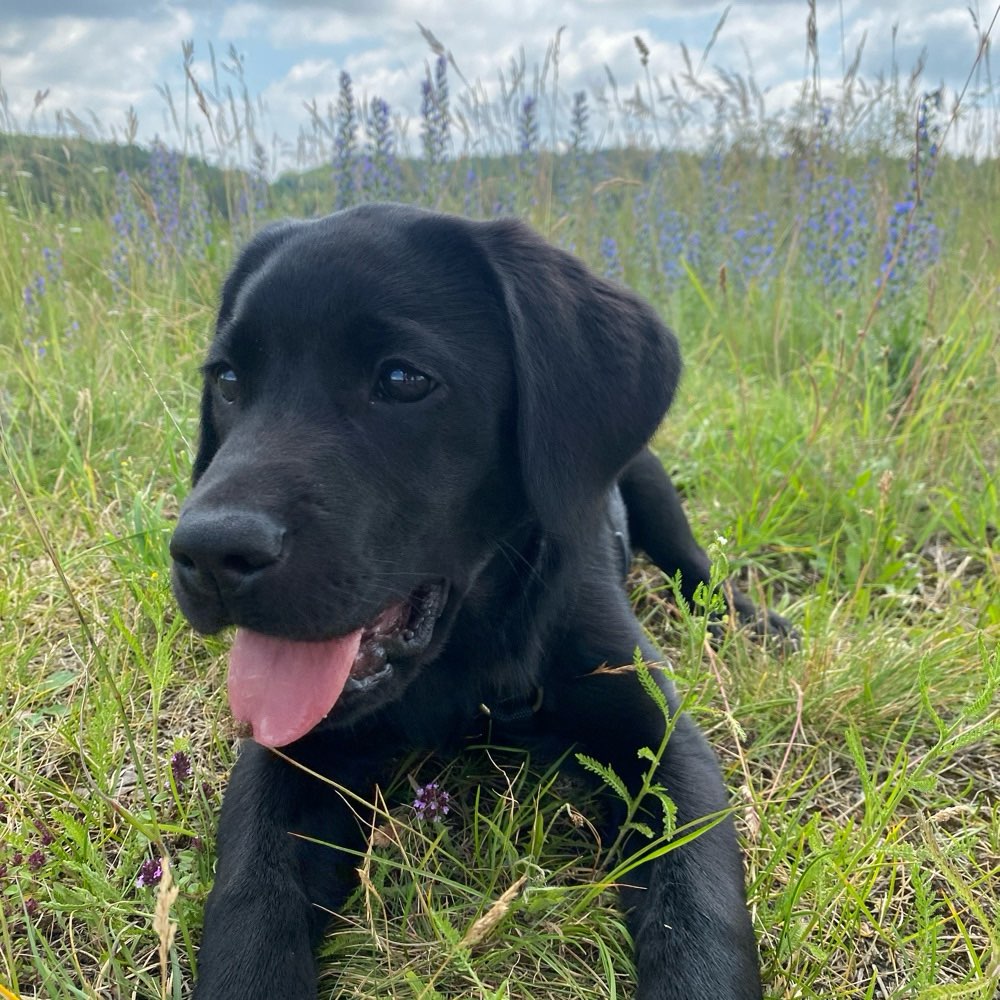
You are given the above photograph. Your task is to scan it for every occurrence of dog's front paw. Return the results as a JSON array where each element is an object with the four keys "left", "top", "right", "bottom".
[
  {"left": 718, "top": 583, "right": 799, "bottom": 651},
  {"left": 194, "top": 887, "right": 317, "bottom": 1000},
  {"left": 193, "top": 954, "right": 316, "bottom": 1000},
  {"left": 743, "top": 607, "right": 800, "bottom": 651}
]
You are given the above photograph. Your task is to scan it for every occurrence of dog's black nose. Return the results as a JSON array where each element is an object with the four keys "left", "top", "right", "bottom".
[{"left": 170, "top": 507, "right": 285, "bottom": 593}]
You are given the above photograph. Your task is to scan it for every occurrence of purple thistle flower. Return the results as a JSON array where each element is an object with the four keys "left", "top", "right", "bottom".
[
  {"left": 412, "top": 781, "right": 451, "bottom": 822},
  {"left": 136, "top": 857, "right": 164, "bottom": 888}
]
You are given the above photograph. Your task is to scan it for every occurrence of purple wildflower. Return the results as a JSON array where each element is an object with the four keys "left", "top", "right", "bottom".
[
  {"left": 361, "top": 96, "right": 399, "bottom": 202},
  {"left": 41, "top": 246, "right": 63, "bottom": 279},
  {"left": 149, "top": 140, "right": 210, "bottom": 258},
  {"left": 733, "top": 211, "right": 777, "bottom": 290},
  {"left": 108, "top": 145, "right": 210, "bottom": 290},
  {"left": 600, "top": 236, "right": 624, "bottom": 282},
  {"left": 420, "top": 56, "right": 450, "bottom": 201},
  {"left": 27, "top": 850, "right": 45, "bottom": 872},
  {"left": 876, "top": 90, "right": 943, "bottom": 300},
  {"left": 334, "top": 71, "right": 358, "bottom": 210},
  {"left": 109, "top": 169, "right": 155, "bottom": 286},
  {"left": 24, "top": 898, "right": 39, "bottom": 919},
  {"left": 23, "top": 336, "right": 47, "bottom": 359},
  {"left": 136, "top": 857, "right": 163, "bottom": 888},
  {"left": 463, "top": 166, "right": 480, "bottom": 217},
  {"left": 413, "top": 781, "right": 451, "bottom": 822},
  {"left": 170, "top": 750, "right": 193, "bottom": 787},
  {"left": 23, "top": 272, "right": 45, "bottom": 315},
  {"left": 800, "top": 163, "right": 871, "bottom": 295}
]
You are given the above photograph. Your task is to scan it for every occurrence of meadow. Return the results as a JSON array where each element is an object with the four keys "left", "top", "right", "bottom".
[{"left": 1, "top": 27, "right": 998, "bottom": 1000}]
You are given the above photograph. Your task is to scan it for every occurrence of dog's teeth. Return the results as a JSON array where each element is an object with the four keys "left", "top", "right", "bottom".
[{"left": 345, "top": 662, "right": 393, "bottom": 692}]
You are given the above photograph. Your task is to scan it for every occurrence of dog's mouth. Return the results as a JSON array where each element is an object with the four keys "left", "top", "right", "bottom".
[{"left": 227, "top": 581, "right": 447, "bottom": 748}]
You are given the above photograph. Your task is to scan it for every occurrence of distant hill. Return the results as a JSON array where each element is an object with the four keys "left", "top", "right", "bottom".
[
  {"left": 0, "top": 133, "right": 238, "bottom": 217},
  {"left": 2, "top": 131, "right": 659, "bottom": 224}
]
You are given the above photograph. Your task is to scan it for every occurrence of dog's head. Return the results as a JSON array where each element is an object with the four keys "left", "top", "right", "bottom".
[{"left": 170, "top": 204, "right": 680, "bottom": 746}]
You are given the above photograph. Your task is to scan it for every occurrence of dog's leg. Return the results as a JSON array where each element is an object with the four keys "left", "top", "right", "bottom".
[
  {"left": 619, "top": 447, "right": 793, "bottom": 637},
  {"left": 542, "top": 611, "right": 762, "bottom": 1000},
  {"left": 194, "top": 739, "right": 370, "bottom": 999}
]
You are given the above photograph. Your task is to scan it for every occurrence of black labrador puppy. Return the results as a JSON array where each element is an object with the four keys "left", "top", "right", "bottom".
[{"left": 170, "top": 203, "right": 788, "bottom": 999}]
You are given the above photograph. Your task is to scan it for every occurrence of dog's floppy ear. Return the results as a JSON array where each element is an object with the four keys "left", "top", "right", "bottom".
[
  {"left": 192, "top": 220, "right": 300, "bottom": 484},
  {"left": 477, "top": 218, "right": 681, "bottom": 528}
]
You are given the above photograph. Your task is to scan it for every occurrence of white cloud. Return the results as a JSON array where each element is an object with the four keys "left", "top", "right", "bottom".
[
  {"left": 217, "top": 2, "right": 271, "bottom": 39},
  {"left": 254, "top": 8, "right": 377, "bottom": 48},
  {"left": 1, "top": 10, "right": 196, "bottom": 139},
  {"left": 0, "top": 1, "right": 988, "bottom": 160}
]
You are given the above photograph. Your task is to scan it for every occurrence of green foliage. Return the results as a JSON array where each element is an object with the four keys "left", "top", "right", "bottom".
[{"left": 576, "top": 654, "right": 679, "bottom": 857}]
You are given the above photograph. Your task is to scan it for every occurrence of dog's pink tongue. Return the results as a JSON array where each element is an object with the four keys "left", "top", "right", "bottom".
[{"left": 228, "top": 628, "right": 363, "bottom": 748}]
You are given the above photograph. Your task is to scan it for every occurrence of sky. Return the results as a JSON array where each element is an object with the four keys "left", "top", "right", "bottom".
[{"left": 1, "top": 1, "right": 994, "bottom": 168}]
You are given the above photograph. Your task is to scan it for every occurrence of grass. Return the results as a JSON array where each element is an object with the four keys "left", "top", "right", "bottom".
[{"left": 1, "top": 22, "right": 999, "bottom": 1000}]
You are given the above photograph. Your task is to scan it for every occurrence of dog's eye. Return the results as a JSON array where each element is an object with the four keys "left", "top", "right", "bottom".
[
  {"left": 214, "top": 367, "right": 239, "bottom": 403},
  {"left": 375, "top": 363, "right": 436, "bottom": 403}
]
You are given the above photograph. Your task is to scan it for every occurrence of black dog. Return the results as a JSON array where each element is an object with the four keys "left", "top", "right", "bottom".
[{"left": 170, "top": 204, "right": 789, "bottom": 999}]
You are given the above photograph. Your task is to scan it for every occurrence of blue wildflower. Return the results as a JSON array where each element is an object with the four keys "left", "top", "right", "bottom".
[
  {"left": 362, "top": 96, "right": 399, "bottom": 202},
  {"left": 600, "top": 236, "right": 624, "bottom": 282}
]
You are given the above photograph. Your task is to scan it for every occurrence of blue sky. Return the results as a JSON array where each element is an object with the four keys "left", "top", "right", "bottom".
[{"left": 1, "top": 1, "right": 992, "bottom": 167}]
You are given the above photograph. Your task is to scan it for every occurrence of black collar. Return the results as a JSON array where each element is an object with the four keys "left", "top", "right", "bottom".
[{"left": 478, "top": 686, "right": 544, "bottom": 724}]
